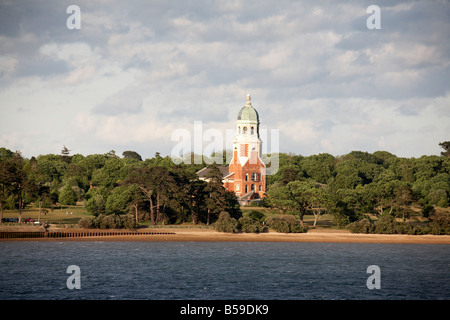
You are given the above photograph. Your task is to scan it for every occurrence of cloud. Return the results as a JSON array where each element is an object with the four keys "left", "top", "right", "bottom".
[
  {"left": 93, "top": 90, "right": 143, "bottom": 116},
  {"left": 0, "top": 0, "right": 449, "bottom": 159}
]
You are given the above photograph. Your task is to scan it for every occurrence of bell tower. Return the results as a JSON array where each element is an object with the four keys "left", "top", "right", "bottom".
[
  {"left": 234, "top": 94, "right": 262, "bottom": 163},
  {"left": 228, "top": 94, "right": 266, "bottom": 202}
]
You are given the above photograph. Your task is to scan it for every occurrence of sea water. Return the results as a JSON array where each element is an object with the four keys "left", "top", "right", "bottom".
[{"left": 0, "top": 241, "right": 448, "bottom": 300}]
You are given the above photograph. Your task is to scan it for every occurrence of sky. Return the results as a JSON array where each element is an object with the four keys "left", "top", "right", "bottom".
[{"left": 0, "top": 0, "right": 449, "bottom": 160}]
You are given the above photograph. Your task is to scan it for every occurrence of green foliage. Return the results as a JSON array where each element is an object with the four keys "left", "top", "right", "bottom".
[
  {"left": 84, "top": 187, "right": 108, "bottom": 216},
  {"left": 428, "top": 189, "right": 449, "bottom": 207},
  {"left": 58, "top": 184, "right": 77, "bottom": 205},
  {"left": 3, "top": 144, "right": 449, "bottom": 233},
  {"left": 347, "top": 218, "right": 375, "bottom": 234},
  {"left": 122, "top": 150, "right": 143, "bottom": 161},
  {"left": 266, "top": 215, "right": 307, "bottom": 233},
  {"left": 78, "top": 214, "right": 137, "bottom": 230},
  {"left": 214, "top": 212, "right": 239, "bottom": 233},
  {"left": 105, "top": 185, "right": 134, "bottom": 215},
  {"left": 247, "top": 210, "right": 265, "bottom": 221},
  {"left": 421, "top": 204, "right": 435, "bottom": 218},
  {"left": 348, "top": 214, "right": 422, "bottom": 235},
  {"left": 427, "top": 211, "right": 450, "bottom": 235},
  {"left": 237, "top": 216, "right": 267, "bottom": 233},
  {"left": 439, "top": 141, "right": 450, "bottom": 158}
]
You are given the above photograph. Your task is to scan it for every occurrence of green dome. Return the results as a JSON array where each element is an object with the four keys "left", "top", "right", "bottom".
[{"left": 237, "top": 94, "right": 259, "bottom": 122}]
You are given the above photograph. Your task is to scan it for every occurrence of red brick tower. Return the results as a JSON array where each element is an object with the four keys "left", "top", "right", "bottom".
[{"left": 226, "top": 94, "right": 266, "bottom": 202}]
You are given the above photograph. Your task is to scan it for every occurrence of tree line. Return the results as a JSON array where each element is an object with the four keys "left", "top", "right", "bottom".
[
  {"left": 264, "top": 143, "right": 450, "bottom": 235},
  {"left": 0, "top": 142, "right": 449, "bottom": 235},
  {"left": 0, "top": 148, "right": 241, "bottom": 226}
]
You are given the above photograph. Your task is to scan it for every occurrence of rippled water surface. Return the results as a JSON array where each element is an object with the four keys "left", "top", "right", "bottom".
[{"left": 0, "top": 241, "right": 448, "bottom": 299}]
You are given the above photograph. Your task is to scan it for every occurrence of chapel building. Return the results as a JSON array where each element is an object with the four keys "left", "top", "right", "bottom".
[{"left": 197, "top": 94, "right": 266, "bottom": 205}]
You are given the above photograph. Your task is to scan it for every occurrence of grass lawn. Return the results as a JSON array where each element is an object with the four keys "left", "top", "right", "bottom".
[
  {"left": 1, "top": 202, "right": 91, "bottom": 226},
  {"left": 3, "top": 203, "right": 442, "bottom": 230}
]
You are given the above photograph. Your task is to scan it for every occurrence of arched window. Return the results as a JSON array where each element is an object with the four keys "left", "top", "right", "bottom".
[
  {"left": 238, "top": 126, "right": 241, "bottom": 134},
  {"left": 245, "top": 185, "right": 248, "bottom": 193},
  {"left": 243, "top": 127, "right": 247, "bottom": 134},
  {"left": 251, "top": 184, "right": 255, "bottom": 191},
  {"left": 251, "top": 127, "right": 254, "bottom": 135},
  {"left": 245, "top": 173, "right": 248, "bottom": 181}
]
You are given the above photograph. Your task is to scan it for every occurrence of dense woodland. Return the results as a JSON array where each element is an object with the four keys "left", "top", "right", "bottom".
[{"left": 0, "top": 142, "right": 449, "bottom": 234}]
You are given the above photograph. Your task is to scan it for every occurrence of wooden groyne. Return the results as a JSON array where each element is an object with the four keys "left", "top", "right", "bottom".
[{"left": 0, "top": 230, "right": 175, "bottom": 239}]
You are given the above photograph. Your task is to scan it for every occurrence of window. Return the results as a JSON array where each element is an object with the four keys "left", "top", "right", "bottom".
[
  {"left": 243, "top": 127, "right": 247, "bottom": 134},
  {"left": 259, "top": 185, "right": 262, "bottom": 191},
  {"left": 238, "top": 126, "right": 241, "bottom": 134},
  {"left": 236, "top": 184, "right": 240, "bottom": 191},
  {"left": 251, "top": 172, "right": 259, "bottom": 182},
  {"left": 251, "top": 127, "right": 254, "bottom": 135},
  {"left": 245, "top": 185, "right": 248, "bottom": 193},
  {"left": 251, "top": 184, "right": 255, "bottom": 191},
  {"left": 245, "top": 173, "right": 248, "bottom": 181}
]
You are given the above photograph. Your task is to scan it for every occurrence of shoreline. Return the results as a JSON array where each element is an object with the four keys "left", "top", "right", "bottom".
[{"left": 1, "top": 227, "right": 449, "bottom": 244}]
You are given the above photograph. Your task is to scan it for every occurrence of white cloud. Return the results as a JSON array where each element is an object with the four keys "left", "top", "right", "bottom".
[{"left": 0, "top": 0, "right": 449, "bottom": 159}]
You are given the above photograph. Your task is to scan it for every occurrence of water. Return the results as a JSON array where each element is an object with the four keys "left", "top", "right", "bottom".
[{"left": 0, "top": 241, "right": 448, "bottom": 300}]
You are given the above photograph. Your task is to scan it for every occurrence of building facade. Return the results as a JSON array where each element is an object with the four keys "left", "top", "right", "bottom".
[
  {"left": 197, "top": 94, "right": 266, "bottom": 204},
  {"left": 225, "top": 94, "right": 266, "bottom": 203}
]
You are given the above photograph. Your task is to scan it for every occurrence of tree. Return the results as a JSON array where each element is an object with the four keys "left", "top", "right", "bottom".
[
  {"left": 105, "top": 185, "right": 132, "bottom": 215},
  {"left": 188, "top": 179, "right": 208, "bottom": 224},
  {"left": 301, "top": 153, "right": 335, "bottom": 184},
  {"left": 61, "top": 145, "right": 70, "bottom": 156},
  {"left": 126, "top": 166, "right": 162, "bottom": 225},
  {"left": 170, "top": 165, "right": 195, "bottom": 223},
  {"left": 122, "top": 151, "right": 143, "bottom": 161},
  {"left": 266, "top": 179, "right": 320, "bottom": 227},
  {"left": 84, "top": 187, "right": 109, "bottom": 216},
  {"left": 203, "top": 165, "right": 227, "bottom": 225},
  {"left": 364, "top": 170, "right": 400, "bottom": 216},
  {"left": 59, "top": 184, "right": 77, "bottom": 205},
  {"left": 392, "top": 183, "right": 416, "bottom": 222},
  {"left": 6, "top": 152, "right": 28, "bottom": 223},
  {"left": 91, "top": 157, "right": 128, "bottom": 189},
  {"left": 128, "top": 184, "right": 146, "bottom": 223},
  {"left": 26, "top": 158, "right": 52, "bottom": 223},
  {"left": 0, "top": 148, "right": 15, "bottom": 222},
  {"left": 36, "top": 154, "right": 67, "bottom": 184},
  {"left": 307, "top": 185, "right": 327, "bottom": 228},
  {"left": 439, "top": 141, "right": 450, "bottom": 157}
]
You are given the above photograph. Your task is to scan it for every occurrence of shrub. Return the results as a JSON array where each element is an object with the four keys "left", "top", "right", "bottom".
[
  {"left": 347, "top": 218, "right": 375, "bottom": 234},
  {"left": 99, "top": 215, "right": 116, "bottom": 229},
  {"left": 374, "top": 214, "right": 398, "bottom": 234},
  {"left": 77, "top": 214, "right": 137, "bottom": 230},
  {"left": 372, "top": 214, "right": 424, "bottom": 235},
  {"left": 78, "top": 216, "right": 94, "bottom": 228},
  {"left": 247, "top": 210, "right": 266, "bottom": 222},
  {"left": 214, "top": 212, "right": 239, "bottom": 233},
  {"left": 427, "top": 211, "right": 450, "bottom": 235},
  {"left": 121, "top": 214, "right": 138, "bottom": 230},
  {"left": 238, "top": 216, "right": 267, "bottom": 233},
  {"left": 266, "top": 215, "right": 307, "bottom": 233}
]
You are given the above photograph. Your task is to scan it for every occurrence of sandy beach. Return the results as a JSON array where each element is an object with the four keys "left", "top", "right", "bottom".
[
  {"left": 108, "top": 228, "right": 450, "bottom": 244},
  {"left": 1, "top": 226, "right": 449, "bottom": 244}
]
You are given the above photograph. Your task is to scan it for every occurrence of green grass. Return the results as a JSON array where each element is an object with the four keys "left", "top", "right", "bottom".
[
  {"left": 1, "top": 202, "right": 90, "bottom": 225},
  {"left": 7, "top": 203, "right": 442, "bottom": 230}
]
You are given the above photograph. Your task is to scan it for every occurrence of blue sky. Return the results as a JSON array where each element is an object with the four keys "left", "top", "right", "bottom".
[{"left": 0, "top": 0, "right": 449, "bottom": 159}]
